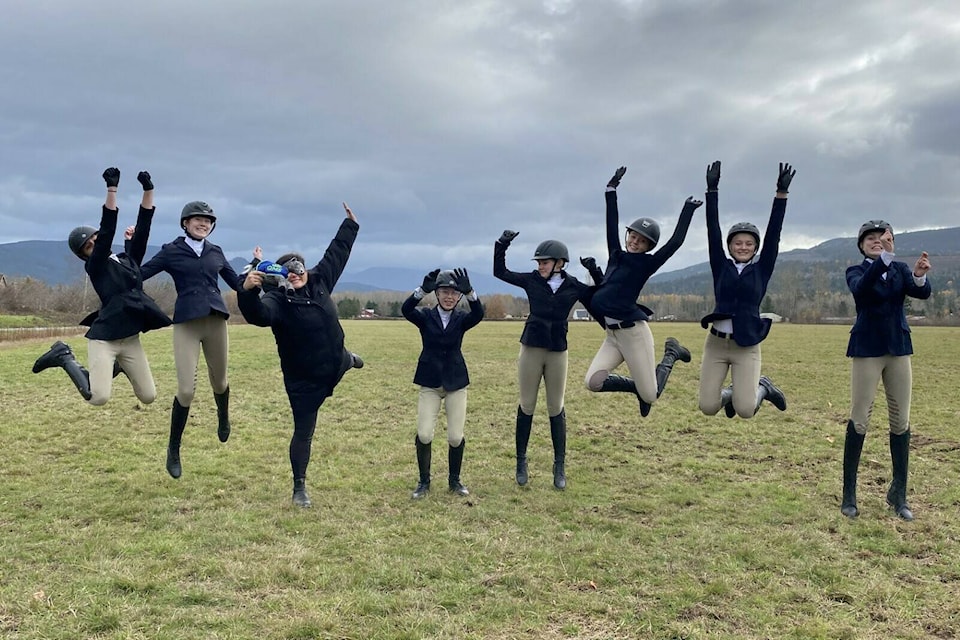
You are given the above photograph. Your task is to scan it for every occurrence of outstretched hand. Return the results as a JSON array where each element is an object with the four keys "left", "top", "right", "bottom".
[
  {"left": 453, "top": 268, "right": 472, "bottom": 294},
  {"left": 607, "top": 166, "right": 627, "bottom": 189},
  {"left": 421, "top": 268, "right": 440, "bottom": 293},
  {"left": 684, "top": 196, "right": 704, "bottom": 210},
  {"left": 914, "top": 251, "right": 931, "bottom": 277},
  {"left": 343, "top": 202, "right": 357, "bottom": 222},
  {"left": 706, "top": 161, "right": 721, "bottom": 191},
  {"left": 776, "top": 162, "right": 796, "bottom": 193}
]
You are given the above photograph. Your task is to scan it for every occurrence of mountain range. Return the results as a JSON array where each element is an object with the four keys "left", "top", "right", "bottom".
[{"left": 3, "top": 226, "right": 959, "bottom": 297}]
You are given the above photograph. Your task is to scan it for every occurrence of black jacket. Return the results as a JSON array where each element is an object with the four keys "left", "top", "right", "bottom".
[
  {"left": 590, "top": 190, "right": 696, "bottom": 322},
  {"left": 402, "top": 294, "right": 484, "bottom": 391},
  {"left": 846, "top": 257, "right": 931, "bottom": 358},
  {"left": 140, "top": 236, "right": 241, "bottom": 323},
  {"left": 699, "top": 193, "right": 785, "bottom": 347},
  {"left": 493, "top": 240, "right": 591, "bottom": 351},
  {"left": 238, "top": 219, "right": 359, "bottom": 404},
  {"left": 81, "top": 205, "right": 172, "bottom": 340}
]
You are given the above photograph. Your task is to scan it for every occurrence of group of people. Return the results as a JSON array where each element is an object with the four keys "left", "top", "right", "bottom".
[{"left": 32, "top": 163, "right": 933, "bottom": 521}]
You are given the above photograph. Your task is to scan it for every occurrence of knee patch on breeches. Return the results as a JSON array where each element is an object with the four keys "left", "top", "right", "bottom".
[
  {"left": 176, "top": 389, "right": 195, "bottom": 407},
  {"left": 586, "top": 370, "right": 609, "bottom": 392},
  {"left": 88, "top": 393, "right": 110, "bottom": 407}
]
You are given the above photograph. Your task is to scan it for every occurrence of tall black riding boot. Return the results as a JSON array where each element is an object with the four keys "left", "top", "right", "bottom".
[
  {"left": 721, "top": 385, "right": 735, "bottom": 418},
  {"left": 841, "top": 420, "right": 866, "bottom": 518},
  {"left": 32, "top": 341, "right": 71, "bottom": 373},
  {"left": 214, "top": 387, "right": 231, "bottom": 443},
  {"left": 599, "top": 374, "right": 651, "bottom": 417},
  {"left": 33, "top": 341, "right": 92, "bottom": 400},
  {"left": 655, "top": 337, "right": 691, "bottom": 397},
  {"left": 412, "top": 436, "right": 431, "bottom": 499},
  {"left": 166, "top": 398, "right": 190, "bottom": 479},
  {"left": 755, "top": 376, "right": 787, "bottom": 413},
  {"left": 292, "top": 477, "right": 312, "bottom": 508},
  {"left": 515, "top": 406, "right": 533, "bottom": 486},
  {"left": 61, "top": 352, "right": 92, "bottom": 402},
  {"left": 887, "top": 430, "right": 914, "bottom": 521},
  {"left": 549, "top": 410, "right": 567, "bottom": 490},
  {"left": 449, "top": 439, "right": 469, "bottom": 496}
]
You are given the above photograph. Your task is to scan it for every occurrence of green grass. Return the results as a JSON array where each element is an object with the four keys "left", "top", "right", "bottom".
[
  {"left": 2, "top": 321, "right": 960, "bottom": 639},
  {"left": 0, "top": 315, "right": 48, "bottom": 328}
]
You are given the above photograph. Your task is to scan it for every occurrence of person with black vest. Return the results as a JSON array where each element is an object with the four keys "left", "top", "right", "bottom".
[
  {"left": 32, "top": 168, "right": 171, "bottom": 405},
  {"left": 698, "top": 161, "right": 793, "bottom": 419},
  {"left": 840, "top": 220, "right": 931, "bottom": 521},
  {"left": 584, "top": 166, "right": 698, "bottom": 417},
  {"left": 238, "top": 203, "right": 364, "bottom": 508},
  {"left": 494, "top": 232, "right": 598, "bottom": 490},
  {"left": 140, "top": 199, "right": 242, "bottom": 478},
  {"left": 402, "top": 268, "right": 484, "bottom": 499}
]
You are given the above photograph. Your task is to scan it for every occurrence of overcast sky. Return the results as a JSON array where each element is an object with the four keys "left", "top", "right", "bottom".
[{"left": 2, "top": 0, "right": 958, "bottom": 281}]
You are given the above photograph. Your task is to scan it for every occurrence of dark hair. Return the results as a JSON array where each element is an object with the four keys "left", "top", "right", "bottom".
[{"left": 276, "top": 253, "right": 305, "bottom": 266}]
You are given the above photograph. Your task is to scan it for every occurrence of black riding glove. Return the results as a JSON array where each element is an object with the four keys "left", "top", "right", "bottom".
[{"left": 102, "top": 167, "right": 120, "bottom": 188}]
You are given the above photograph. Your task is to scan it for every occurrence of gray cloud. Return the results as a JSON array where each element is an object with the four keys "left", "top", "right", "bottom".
[{"left": 2, "top": 0, "right": 959, "bottom": 282}]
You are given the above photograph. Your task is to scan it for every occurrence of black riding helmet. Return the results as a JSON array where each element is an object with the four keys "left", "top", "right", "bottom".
[
  {"left": 434, "top": 269, "right": 458, "bottom": 289},
  {"left": 181, "top": 201, "right": 217, "bottom": 237},
  {"left": 726, "top": 222, "right": 761, "bottom": 256},
  {"left": 532, "top": 239, "right": 569, "bottom": 263},
  {"left": 625, "top": 217, "right": 660, "bottom": 249},
  {"left": 857, "top": 220, "right": 893, "bottom": 255},
  {"left": 68, "top": 225, "right": 98, "bottom": 260}
]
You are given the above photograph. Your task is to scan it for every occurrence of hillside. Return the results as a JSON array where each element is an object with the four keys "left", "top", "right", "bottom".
[
  {"left": 3, "top": 226, "right": 958, "bottom": 298},
  {"left": 645, "top": 226, "right": 960, "bottom": 297}
]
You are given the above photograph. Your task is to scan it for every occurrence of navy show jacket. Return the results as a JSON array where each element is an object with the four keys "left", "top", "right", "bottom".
[
  {"left": 699, "top": 192, "right": 786, "bottom": 347},
  {"left": 845, "top": 257, "right": 931, "bottom": 358},
  {"left": 140, "top": 235, "right": 241, "bottom": 323},
  {"left": 402, "top": 293, "right": 484, "bottom": 392}
]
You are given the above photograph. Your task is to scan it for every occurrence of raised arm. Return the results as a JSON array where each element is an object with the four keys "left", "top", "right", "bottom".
[
  {"left": 649, "top": 196, "right": 702, "bottom": 270},
  {"left": 88, "top": 168, "right": 121, "bottom": 274},
  {"left": 704, "top": 161, "right": 725, "bottom": 270},
  {"left": 493, "top": 230, "right": 524, "bottom": 286},
  {"left": 126, "top": 171, "right": 155, "bottom": 265},
  {"left": 313, "top": 202, "right": 360, "bottom": 291},
  {"left": 401, "top": 269, "right": 439, "bottom": 326},
  {"left": 907, "top": 252, "right": 932, "bottom": 300},
  {"left": 604, "top": 166, "right": 627, "bottom": 256},
  {"left": 756, "top": 162, "right": 794, "bottom": 274},
  {"left": 454, "top": 268, "right": 485, "bottom": 329}
]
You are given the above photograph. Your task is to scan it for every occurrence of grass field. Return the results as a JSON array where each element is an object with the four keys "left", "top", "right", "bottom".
[{"left": 2, "top": 320, "right": 959, "bottom": 639}]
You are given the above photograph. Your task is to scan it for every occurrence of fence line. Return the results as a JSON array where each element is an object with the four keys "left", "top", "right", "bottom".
[{"left": 0, "top": 326, "right": 87, "bottom": 343}]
